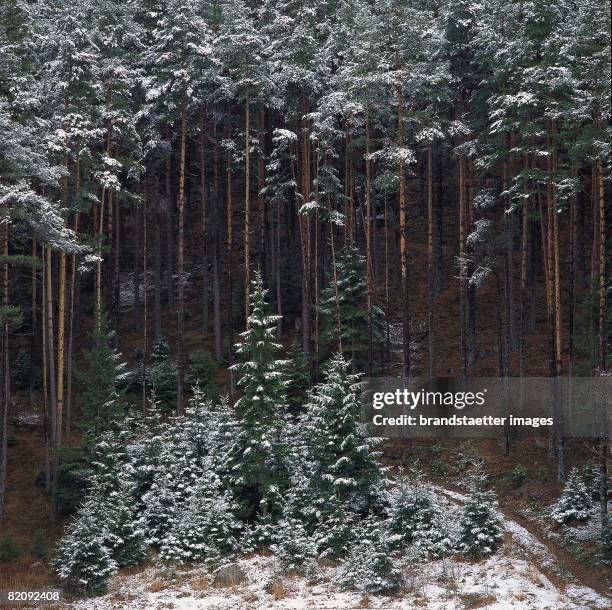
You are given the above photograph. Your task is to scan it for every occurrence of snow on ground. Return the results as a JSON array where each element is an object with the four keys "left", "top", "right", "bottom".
[
  {"left": 60, "top": 485, "right": 610, "bottom": 610},
  {"left": 61, "top": 549, "right": 609, "bottom": 610}
]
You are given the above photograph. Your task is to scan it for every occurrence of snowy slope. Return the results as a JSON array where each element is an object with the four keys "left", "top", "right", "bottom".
[{"left": 60, "top": 486, "right": 610, "bottom": 610}]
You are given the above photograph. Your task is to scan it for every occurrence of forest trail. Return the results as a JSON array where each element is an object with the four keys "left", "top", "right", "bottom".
[{"left": 433, "top": 484, "right": 611, "bottom": 604}]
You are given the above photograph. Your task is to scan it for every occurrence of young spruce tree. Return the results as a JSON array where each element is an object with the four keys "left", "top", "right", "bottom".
[{"left": 229, "top": 271, "right": 289, "bottom": 522}]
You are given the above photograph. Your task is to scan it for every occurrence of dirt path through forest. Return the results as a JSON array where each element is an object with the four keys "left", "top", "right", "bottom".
[{"left": 434, "top": 484, "right": 611, "bottom": 602}]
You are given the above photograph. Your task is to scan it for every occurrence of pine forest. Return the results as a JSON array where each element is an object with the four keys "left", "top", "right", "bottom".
[{"left": 0, "top": 0, "right": 610, "bottom": 607}]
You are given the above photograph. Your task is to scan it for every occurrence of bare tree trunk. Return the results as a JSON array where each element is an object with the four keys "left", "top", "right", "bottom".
[
  {"left": 46, "top": 247, "right": 59, "bottom": 522},
  {"left": 200, "top": 111, "right": 209, "bottom": 333},
  {"left": 41, "top": 248, "right": 50, "bottom": 493},
  {"left": 364, "top": 117, "right": 374, "bottom": 375},
  {"left": 226, "top": 113, "right": 234, "bottom": 361},
  {"left": 154, "top": 177, "right": 162, "bottom": 338},
  {"left": 598, "top": 158, "right": 606, "bottom": 371},
  {"left": 176, "top": 106, "right": 187, "bottom": 416},
  {"left": 427, "top": 142, "right": 435, "bottom": 377},
  {"left": 383, "top": 189, "right": 390, "bottom": 373},
  {"left": 165, "top": 139, "right": 175, "bottom": 310},
  {"left": 65, "top": 204, "right": 80, "bottom": 444},
  {"left": 459, "top": 155, "right": 467, "bottom": 377},
  {"left": 397, "top": 84, "right": 410, "bottom": 378},
  {"left": 0, "top": 221, "right": 9, "bottom": 518},
  {"left": 275, "top": 200, "right": 282, "bottom": 338},
  {"left": 244, "top": 97, "right": 251, "bottom": 324},
  {"left": 142, "top": 182, "right": 149, "bottom": 414},
  {"left": 299, "top": 96, "right": 312, "bottom": 367},
  {"left": 30, "top": 238, "right": 37, "bottom": 406},
  {"left": 213, "top": 228, "right": 222, "bottom": 362}
]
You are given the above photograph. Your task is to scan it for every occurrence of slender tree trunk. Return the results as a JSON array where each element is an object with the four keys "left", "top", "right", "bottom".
[
  {"left": 176, "top": 106, "right": 187, "bottom": 416},
  {"left": 46, "top": 247, "right": 59, "bottom": 521},
  {"left": 244, "top": 97, "right": 251, "bottom": 323},
  {"left": 142, "top": 181, "right": 149, "bottom": 414},
  {"left": 154, "top": 178, "right": 162, "bottom": 338},
  {"left": 427, "top": 142, "right": 435, "bottom": 377},
  {"left": 30, "top": 238, "right": 37, "bottom": 406},
  {"left": 200, "top": 111, "right": 209, "bottom": 333},
  {"left": 383, "top": 189, "right": 390, "bottom": 372},
  {"left": 95, "top": 187, "right": 105, "bottom": 330},
  {"left": 397, "top": 85, "right": 410, "bottom": 378},
  {"left": 459, "top": 155, "right": 467, "bottom": 377},
  {"left": 598, "top": 158, "right": 606, "bottom": 371},
  {"left": 299, "top": 96, "right": 312, "bottom": 367},
  {"left": 364, "top": 117, "right": 374, "bottom": 375},
  {"left": 65, "top": 202, "right": 80, "bottom": 444},
  {"left": 165, "top": 138, "right": 175, "bottom": 310},
  {"left": 213, "top": 229, "right": 222, "bottom": 362},
  {"left": 226, "top": 113, "right": 234, "bottom": 361},
  {"left": 275, "top": 200, "right": 282, "bottom": 338},
  {"left": 0, "top": 221, "right": 9, "bottom": 518},
  {"left": 520, "top": 153, "right": 529, "bottom": 378},
  {"left": 41, "top": 249, "right": 50, "bottom": 493}
]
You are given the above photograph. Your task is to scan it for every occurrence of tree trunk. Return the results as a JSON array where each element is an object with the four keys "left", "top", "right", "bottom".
[
  {"left": 176, "top": 106, "right": 187, "bottom": 416},
  {"left": 244, "top": 97, "right": 251, "bottom": 324},
  {"left": 46, "top": 247, "right": 59, "bottom": 522},
  {"left": 226, "top": 113, "right": 234, "bottom": 361},
  {"left": 165, "top": 140, "right": 175, "bottom": 310},
  {"left": 364, "top": 117, "right": 374, "bottom": 375},
  {"left": 154, "top": 177, "right": 162, "bottom": 338},
  {"left": 397, "top": 85, "right": 410, "bottom": 378},
  {"left": 142, "top": 181, "right": 149, "bottom": 413},
  {"left": 200, "top": 111, "right": 209, "bottom": 333},
  {"left": 427, "top": 142, "right": 435, "bottom": 377},
  {"left": 459, "top": 155, "right": 467, "bottom": 377},
  {"left": 0, "top": 221, "right": 9, "bottom": 518},
  {"left": 598, "top": 158, "right": 606, "bottom": 371}
]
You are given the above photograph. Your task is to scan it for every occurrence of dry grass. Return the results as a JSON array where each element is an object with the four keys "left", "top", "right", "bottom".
[
  {"left": 514, "top": 591, "right": 527, "bottom": 602},
  {"left": 412, "top": 596, "right": 431, "bottom": 607},
  {"left": 358, "top": 593, "right": 371, "bottom": 607},
  {"left": 189, "top": 575, "right": 210, "bottom": 591},
  {"left": 265, "top": 580, "right": 287, "bottom": 600},
  {"left": 147, "top": 578, "right": 167, "bottom": 593},
  {"left": 459, "top": 593, "right": 497, "bottom": 608}
]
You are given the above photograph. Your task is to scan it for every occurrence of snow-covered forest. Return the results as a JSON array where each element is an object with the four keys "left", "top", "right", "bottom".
[{"left": 0, "top": 0, "right": 610, "bottom": 606}]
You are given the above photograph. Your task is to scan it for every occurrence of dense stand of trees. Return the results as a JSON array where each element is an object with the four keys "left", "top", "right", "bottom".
[{"left": 0, "top": 0, "right": 610, "bottom": 520}]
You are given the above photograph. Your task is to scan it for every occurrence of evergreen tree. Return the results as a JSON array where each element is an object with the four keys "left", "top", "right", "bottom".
[
  {"left": 160, "top": 465, "right": 240, "bottom": 564},
  {"left": 77, "top": 314, "right": 130, "bottom": 442},
  {"left": 284, "top": 339, "right": 310, "bottom": 415},
  {"left": 229, "top": 271, "right": 289, "bottom": 521},
  {"left": 457, "top": 467, "right": 503, "bottom": 557},
  {"left": 53, "top": 494, "right": 118, "bottom": 595},
  {"left": 551, "top": 466, "right": 592, "bottom": 524},
  {"left": 318, "top": 247, "right": 385, "bottom": 366},
  {"left": 301, "top": 354, "right": 384, "bottom": 516},
  {"left": 148, "top": 338, "right": 178, "bottom": 412},
  {"left": 339, "top": 517, "right": 403, "bottom": 594},
  {"left": 272, "top": 516, "right": 317, "bottom": 574},
  {"left": 387, "top": 473, "right": 452, "bottom": 559}
]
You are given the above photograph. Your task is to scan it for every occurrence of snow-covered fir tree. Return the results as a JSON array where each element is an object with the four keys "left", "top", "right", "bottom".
[
  {"left": 159, "top": 462, "right": 241, "bottom": 565},
  {"left": 339, "top": 516, "right": 403, "bottom": 594},
  {"left": 76, "top": 314, "right": 131, "bottom": 443},
  {"left": 52, "top": 492, "right": 118, "bottom": 594},
  {"left": 551, "top": 467, "right": 592, "bottom": 524},
  {"left": 318, "top": 247, "right": 385, "bottom": 367},
  {"left": 229, "top": 271, "right": 290, "bottom": 523},
  {"left": 457, "top": 467, "right": 503, "bottom": 557},
  {"left": 387, "top": 473, "right": 452, "bottom": 559},
  {"left": 298, "top": 354, "right": 385, "bottom": 555}
]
